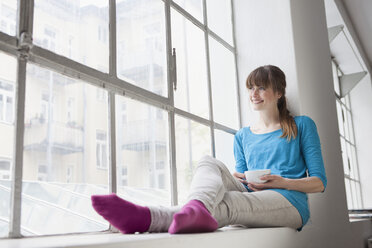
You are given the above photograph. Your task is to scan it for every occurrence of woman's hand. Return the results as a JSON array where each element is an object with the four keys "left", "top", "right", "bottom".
[
  {"left": 248, "top": 175, "right": 288, "bottom": 191},
  {"left": 233, "top": 172, "right": 248, "bottom": 185}
]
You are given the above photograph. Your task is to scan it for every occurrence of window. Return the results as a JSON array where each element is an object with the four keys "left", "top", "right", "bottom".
[
  {"left": 0, "top": 159, "right": 11, "bottom": 180},
  {"left": 96, "top": 130, "right": 108, "bottom": 170},
  {"left": 0, "top": 80, "right": 14, "bottom": 124},
  {"left": 0, "top": 1, "right": 17, "bottom": 36},
  {"left": 0, "top": 0, "right": 238, "bottom": 238},
  {"left": 37, "top": 164, "right": 47, "bottom": 181},
  {"left": 332, "top": 61, "right": 363, "bottom": 209}
]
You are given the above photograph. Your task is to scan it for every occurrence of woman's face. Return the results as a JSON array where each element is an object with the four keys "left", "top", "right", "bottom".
[{"left": 248, "top": 85, "right": 281, "bottom": 111}]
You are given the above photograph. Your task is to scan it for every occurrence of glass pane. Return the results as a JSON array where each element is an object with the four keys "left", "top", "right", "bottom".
[
  {"left": 116, "top": 0, "right": 167, "bottom": 97},
  {"left": 355, "top": 182, "right": 362, "bottom": 209},
  {"left": 206, "top": 0, "right": 233, "bottom": 44},
  {"left": 22, "top": 63, "right": 110, "bottom": 236},
  {"left": 341, "top": 105, "right": 349, "bottom": 140},
  {"left": 173, "top": 0, "right": 203, "bottom": 22},
  {"left": 350, "top": 145, "right": 358, "bottom": 180},
  {"left": 0, "top": 0, "right": 17, "bottom": 36},
  {"left": 345, "top": 142, "right": 353, "bottom": 178},
  {"left": 33, "top": 0, "right": 109, "bottom": 72},
  {"left": 344, "top": 178, "right": 352, "bottom": 209},
  {"left": 215, "top": 129, "right": 235, "bottom": 173},
  {"left": 115, "top": 96, "right": 170, "bottom": 206},
  {"left": 335, "top": 100, "right": 344, "bottom": 136},
  {"left": 175, "top": 115, "right": 211, "bottom": 204},
  {"left": 340, "top": 138, "right": 348, "bottom": 175},
  {"left": 350, "top": 180, "right": 357, "bottom": 209},
  {"left": 346, "top": 110, "right": 354, "bottom": 144},
  {"left": 332, "top": 62, "right": 340, "bottom": 95},
  {"left": 172, "top": 8, "right": 209, "bottom": 119},
  {"left": 0, "top": 51, "right": 16, "bottom": 238},
  {"left": 209, "top": 37, "right": 239, "bottom": 129}
]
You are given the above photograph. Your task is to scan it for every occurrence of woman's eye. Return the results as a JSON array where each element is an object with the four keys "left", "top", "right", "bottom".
[{"left": 259, "top": 87, "right": 265, "bottom": 90}]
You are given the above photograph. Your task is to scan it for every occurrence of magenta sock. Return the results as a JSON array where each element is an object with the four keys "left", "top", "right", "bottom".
[
  {"left": 91, "top": 193, "right": 151, "bottom": 234},
  {"left": 168, "top": 200, "right": 218, "bottom": 234}
]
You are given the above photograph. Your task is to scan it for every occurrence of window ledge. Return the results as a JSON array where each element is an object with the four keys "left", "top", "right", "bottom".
[{"left": 0, "top": 226, "right": 299, "bottom": 248}]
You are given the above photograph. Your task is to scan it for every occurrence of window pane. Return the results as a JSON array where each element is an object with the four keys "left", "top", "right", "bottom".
[
  {"left": 344, "top": 178, "right": 352, "bottom": 209},
  {"left": 336, "top": 100, "right": 344, "bottom": 136},
  {"left": 332, "top": 62, "right": 340, "bottom": 95},
  {"left": 215, "top": 129, "right": 235, "bottom": 172},
  {"left": 116, "top": 96, "right": 170, "bottom": 206},
  {"left": 22, "top": 63, "right": 110, "bottom": 236},
  {"left": 346, "top": 110, "right": 354, "bottom": 143},
  {"left": 350, "top": 180, "right": 358, "bottom": 209},
  {"left": 0, "top": 51, "right": 16, "bottom": 238},
  {"left": 116, "top": 0, "right": 167, "bottom": 97},
  {"left": 206, "top": 0, "right": 233, "bottom": 44},
  {"left": 173, "top": 0, "right": 203, "bottom": 22},
  {"left": 0, "top": 0, "right": 17, "bottom": 36},
  {"left": 175, "top": 115, "right": 211, "bottom": 204},
  {"left": 340, "top": 138, "right": 348, "bottom": 175},
  {"left": 341, "top": 105, "right": 349, "bottom": 140},
  {"left": 209, "top": 37, "right": 239, "bottom": 129},
  {"left": 172, "top": 8, "right": 209, "bottom": 119},
  {"left": 33, "top": 0, "right": 109, "bottom": 72}
]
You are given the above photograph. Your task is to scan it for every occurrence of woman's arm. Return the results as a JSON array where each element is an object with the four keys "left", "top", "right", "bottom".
[{"left": 248, "top": 175, "right": 325, "bottom": 193}]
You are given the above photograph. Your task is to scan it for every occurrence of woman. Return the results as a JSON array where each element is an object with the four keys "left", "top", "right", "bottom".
[{"left": 91, "top": 65, "right": 327, "bottom": 234}]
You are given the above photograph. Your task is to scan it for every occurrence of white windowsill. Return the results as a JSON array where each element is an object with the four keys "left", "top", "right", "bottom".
[{"left": 0, "top": 226, "right": 299, "bottom": 248}]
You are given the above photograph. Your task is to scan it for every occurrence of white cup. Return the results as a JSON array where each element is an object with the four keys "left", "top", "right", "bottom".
[{"left": 244, "top": 169, "right": 271, "bottom": 183}]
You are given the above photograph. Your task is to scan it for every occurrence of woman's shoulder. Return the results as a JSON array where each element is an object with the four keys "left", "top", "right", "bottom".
[
  {"left": 235, "top": 126, "right": 251, "bottom": 136},
  {"left": 294, "top": 115, "right": 315, "bottom": 125},
  {"left": 294, "top": 115, "right": 317, "bottom": 133}
]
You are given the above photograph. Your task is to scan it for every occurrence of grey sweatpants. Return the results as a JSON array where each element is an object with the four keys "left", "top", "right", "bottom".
[{"left": 148, "top": 155, "right": 302, "bottom": 232}]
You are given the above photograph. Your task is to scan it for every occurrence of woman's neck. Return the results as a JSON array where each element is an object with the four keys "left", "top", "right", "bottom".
[{"left": 252, "top": 109, "right": 281, "bottom": 132}]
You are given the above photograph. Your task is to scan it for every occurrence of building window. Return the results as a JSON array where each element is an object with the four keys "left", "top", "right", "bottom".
[
  {"left": 332, "top": 61, "right": 363, "bottom": 209},
  {"left": 0, "top": 80, "right": 14, "bottom": 124},
  {"left": 38, "top": 164, "right": 47, "bottom": 181},
  {"left": 0, "top": 0, "right": 239, "bottom": 237},
  {"left": 0, "top": 159, "right": 11, "bottom": 180},
  {"left": 96, "top": 130, "right": 108, "bottom": 169}
]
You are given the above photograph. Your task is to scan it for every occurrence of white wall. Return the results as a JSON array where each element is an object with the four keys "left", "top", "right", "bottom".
[
  {"left": 349, "top": 74, "right": 372, "bottom": 208},
  {"left": 234, "top": 0, "right": 372, "bottom": 247}
]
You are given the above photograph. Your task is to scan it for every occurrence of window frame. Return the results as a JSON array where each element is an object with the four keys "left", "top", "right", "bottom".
[
  {"left": 332, "top": 60, "right": 363, "bottom": 210},
  {"left": 1, "top": 0, "right": 241, "bottom": 238}
]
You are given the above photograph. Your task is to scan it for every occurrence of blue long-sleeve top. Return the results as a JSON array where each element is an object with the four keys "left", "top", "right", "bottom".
[{"left": 233, "top": 115, "right": 327, "bottom": 229}]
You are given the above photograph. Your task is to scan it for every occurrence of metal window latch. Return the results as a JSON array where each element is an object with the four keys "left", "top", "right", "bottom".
[
  {"left": 18, "top": 31, "right": 33, "bottom": 60},
  {"left": 171, "top": 48, "right": 177, "bottom": 91}
]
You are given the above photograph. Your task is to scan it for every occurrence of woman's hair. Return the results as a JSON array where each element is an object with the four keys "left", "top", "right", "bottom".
[{"left": 246, "top": 65, "right": 297, "bottom": 141}]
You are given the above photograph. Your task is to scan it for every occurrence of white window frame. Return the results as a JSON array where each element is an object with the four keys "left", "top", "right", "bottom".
[
  {"left": 332, "top": 61, "right": 363, "bottom": 210},
  {"left": 1, "top": 0, "right": 241, "bottom": 238}
]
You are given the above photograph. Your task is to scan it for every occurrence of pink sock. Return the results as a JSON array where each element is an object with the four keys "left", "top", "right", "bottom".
[
  {"left": 168, "top": 200, "right": 218, "bottom": 234},
  {"left": 91, "top": 193, "right": 151, "bottom": 234}
]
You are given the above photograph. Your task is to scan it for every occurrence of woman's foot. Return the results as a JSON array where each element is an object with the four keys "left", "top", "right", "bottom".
[
  {"left": 168, "top": 200, "right": 218, "bottom": 234},
  {"left": 91, "top": 193, "right": 151, "bottom": 234}
]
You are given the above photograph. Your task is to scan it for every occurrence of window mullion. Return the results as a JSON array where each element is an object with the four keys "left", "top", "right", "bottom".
[
  {"left": 9, "top": 0, "right": 34, "bottom": 238},
  {"left": 108, "top": 92, "right": 117, "bottom": 195},
  {"left": 164, "top": 0, "right": 178, "bottom": 206},
  {"left": 230, "top": 0, "right": 242, "bottom": 129},
  {"left": 109, "top": 0, "right": 117, "bottom": 77},
  {"left": 202, "top": 0, "right": 216, "bottom": 157}
]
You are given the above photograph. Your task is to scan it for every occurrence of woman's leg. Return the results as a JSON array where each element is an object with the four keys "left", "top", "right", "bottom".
[
  {"left": 186, "top": 155, "right": 247, "bottom": 214},
  {"left": 169, "top": 155, "right": 247, "bottom": 233},
  {"left": 213, "top": 190, "right": 302, "bottom": 229}
]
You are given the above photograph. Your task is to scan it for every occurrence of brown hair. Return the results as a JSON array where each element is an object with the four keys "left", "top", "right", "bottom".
[{"left": 246, "top": 65, "right": 297, "bottom": 141}]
